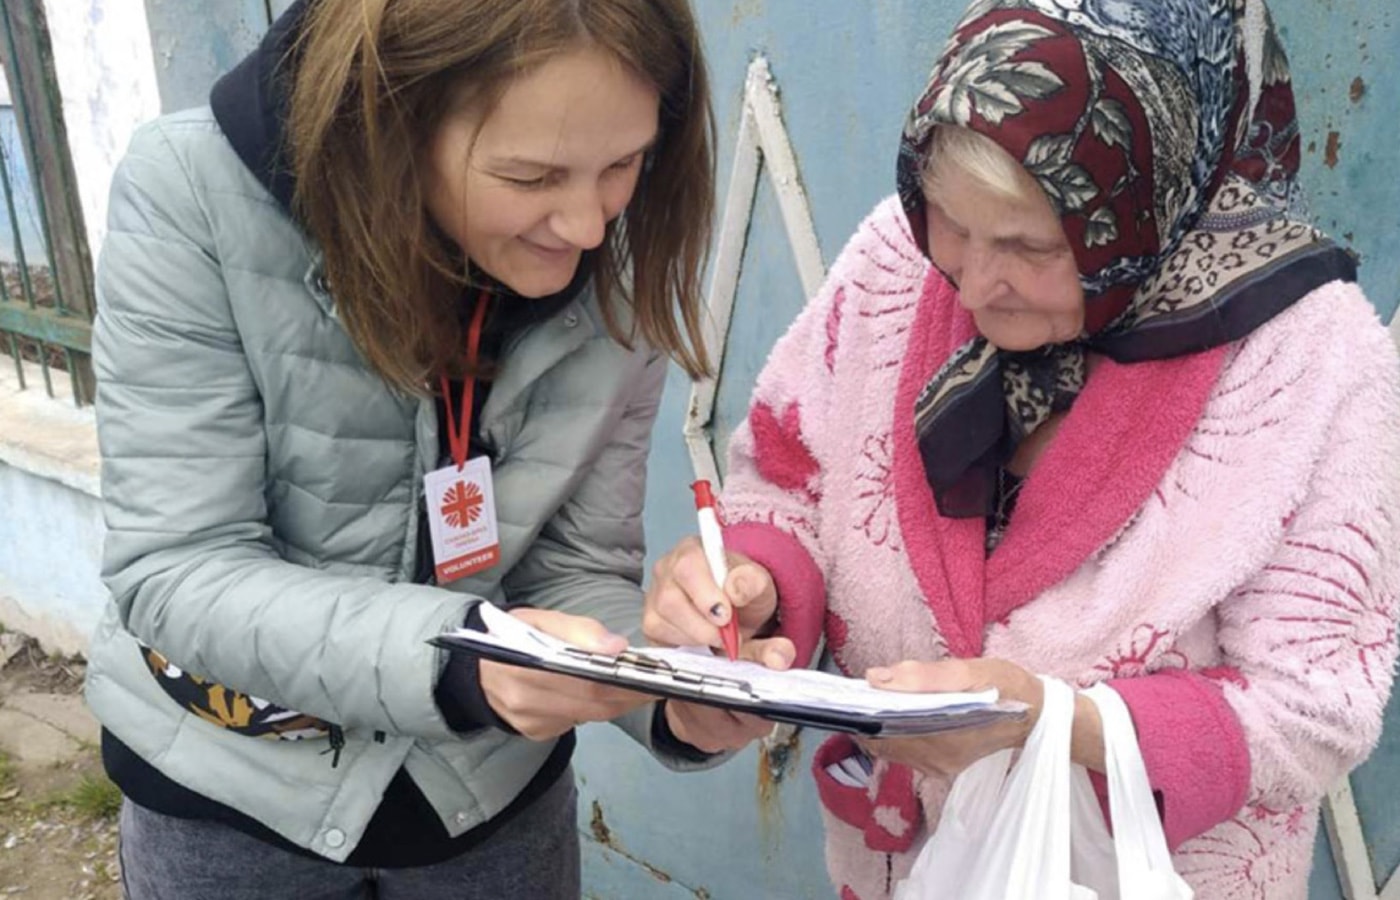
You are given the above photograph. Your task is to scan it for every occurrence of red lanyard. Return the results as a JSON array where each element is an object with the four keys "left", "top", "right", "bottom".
[{"left": 439, "top": 292, "right": 491, "bottom": 471}]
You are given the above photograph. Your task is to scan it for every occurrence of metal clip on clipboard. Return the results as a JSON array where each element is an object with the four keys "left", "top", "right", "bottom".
[{"left": 560, "top": 647, "right": 759, "bottom": 703}]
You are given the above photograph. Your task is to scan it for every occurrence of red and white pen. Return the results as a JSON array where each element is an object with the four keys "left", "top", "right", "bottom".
[{"left": 691, "top": 480, "right": 740, "bottom": 661}]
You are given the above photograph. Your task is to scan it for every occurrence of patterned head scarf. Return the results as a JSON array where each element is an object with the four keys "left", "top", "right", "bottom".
[{"left": 900, "top": 0, "right": 1356, "bottom": 518}]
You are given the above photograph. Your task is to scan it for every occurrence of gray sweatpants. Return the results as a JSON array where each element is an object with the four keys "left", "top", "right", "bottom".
[{"left": 118, "top": 772, "right": 580, "bottom": 900}]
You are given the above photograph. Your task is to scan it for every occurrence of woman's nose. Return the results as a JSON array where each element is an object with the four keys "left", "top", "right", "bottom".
[
  {"left": 551, "top": 185, "right": 608, "bottom": 250},
  {"left": 956, "top": 245, "right": 1001, "bottom": 309}
]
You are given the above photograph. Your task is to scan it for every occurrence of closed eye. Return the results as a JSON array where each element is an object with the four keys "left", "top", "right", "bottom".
[
  {"left": 495, "top": 171, "right": 557, "bottom": 190},
  {"left": 996, "top": 237, "right": 1064, "bottom": 256},
  {"left": 607, "top": 153, "right": 646, "bottom": 175}
]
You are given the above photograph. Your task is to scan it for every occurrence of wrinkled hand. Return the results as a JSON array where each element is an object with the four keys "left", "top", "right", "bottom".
[
  {"left": 858, "top": 658, "right": 1044, "bottom": 779},
  {"left": 644, "top": 535, "right": 779, "bottom": 650},
  {"left": 480, "top": 608, "right": 653, "bottom": 741},
  {"left": 662, "top": 638, "right": 797, "bottom": 754}
]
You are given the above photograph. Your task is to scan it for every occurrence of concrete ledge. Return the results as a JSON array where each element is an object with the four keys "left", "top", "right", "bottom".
[
  {"left": 0, "top": 358, "right": 104, "bottom": 656},
  {"left": 0, "top": 359, "right": 99, "bottom": 498}
]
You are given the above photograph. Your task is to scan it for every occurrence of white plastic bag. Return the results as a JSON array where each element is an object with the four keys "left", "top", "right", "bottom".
[
  {"left": 1073, "top": 684, "right": 1194, "bottom": 900},
  {"left": 894, "top": 676, "right": 1087, "bottom": 900},
  {"left": 893, "top": 678, "right": 1194, "bottom": 900}
]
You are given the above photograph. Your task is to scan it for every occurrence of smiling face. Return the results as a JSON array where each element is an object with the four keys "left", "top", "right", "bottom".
[
  {"left": 423, "top": 46, "right": 661, "bottom": 298},
  {"left": 924, "top": 146, "right": 1085, "bottom": 352}
]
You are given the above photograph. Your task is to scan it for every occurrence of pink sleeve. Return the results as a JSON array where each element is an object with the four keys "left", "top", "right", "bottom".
[
  {"left": 724, "top": 522, "right": 827, "bottom": 667},
  {"left": 1107, "top": 670, "right": 1252, "bottom": 849},
  {"left": 717, "top": 207, "right": 919, "bottom": 664}
]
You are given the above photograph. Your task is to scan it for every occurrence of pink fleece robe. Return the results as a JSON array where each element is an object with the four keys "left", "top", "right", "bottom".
[{"left": 719, "top": 197, "right": 1400, "bottom": 900}]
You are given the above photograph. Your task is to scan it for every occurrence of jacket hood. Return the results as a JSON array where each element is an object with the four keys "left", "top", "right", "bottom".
[{"left": 209, "top": 1, "right": 307, "bottom": 215}]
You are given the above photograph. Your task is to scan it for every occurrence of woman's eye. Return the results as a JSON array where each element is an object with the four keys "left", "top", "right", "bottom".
[
  {"left": 933, "top": 215, "right": 968, "bottom": 240},
  {"left": 501, "top": 175, "right": 548, "bottom": 189}
]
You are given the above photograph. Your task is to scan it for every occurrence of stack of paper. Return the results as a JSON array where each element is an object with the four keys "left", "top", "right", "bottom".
[{"left": 429, "top": 604, "right": 1026, "bottom": 737}]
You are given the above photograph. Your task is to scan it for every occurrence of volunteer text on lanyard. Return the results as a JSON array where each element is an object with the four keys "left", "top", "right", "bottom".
[{"left": 423, "top": 294, "right": 501, "bottom": 583}]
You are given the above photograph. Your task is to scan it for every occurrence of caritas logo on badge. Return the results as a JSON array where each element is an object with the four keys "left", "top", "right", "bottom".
[
  {"left": 426, "top": 458, "right": 501, "bottom": 583},
  {"left": 441, "top": 480, "right": 485, "bottom": 528}
]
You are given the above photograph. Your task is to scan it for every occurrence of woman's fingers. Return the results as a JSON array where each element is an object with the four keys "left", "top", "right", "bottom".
[
  {"left": 738, "top": 635, "right": 796, "bottom": 670},
  {"left": 664, "top": 700, "right": 774, "bottom": 753},
  {"left": 482, "top": 660, "right": 651, "bottom": 740},
  {"left": 866, "top": 658, "right": 979, "bottom": 693},
  {"left": 480, "top": 609, "right": 652, "bottom": 739},
  {"left": 644, "top": 536, "right": 779, "bottom": 650},
  {"left": 511, "top": 607, "right": 627, "bottom": 654},
  {"left": 724, "top": 560, "right": 778, "bottom": 632},
  {"left": 865, "top": 658, "right": 1043, "bottom": 712},
  {"left": 645, "top": 537, "right": 731, "bottom": 647},
  {"left": 644, "top": 567, "right": 721, "bottom": 648}
]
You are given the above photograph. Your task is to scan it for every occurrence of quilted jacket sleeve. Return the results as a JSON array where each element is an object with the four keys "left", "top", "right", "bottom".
[
  {"left": 498, "top": 349, "right": 713, "bottom": 766},
  {"left": 95, "top": 120, "right": 472, "bottom": 742}
]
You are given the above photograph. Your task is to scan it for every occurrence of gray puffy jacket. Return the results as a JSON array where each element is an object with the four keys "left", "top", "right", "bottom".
[{"left": 85, "top": 109, "right": 691, "bottom": 861}]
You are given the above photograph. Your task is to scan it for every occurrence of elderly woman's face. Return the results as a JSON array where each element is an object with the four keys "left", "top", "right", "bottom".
[{"left": 925, "top": 168, "right": 1085, "bottom": 351}]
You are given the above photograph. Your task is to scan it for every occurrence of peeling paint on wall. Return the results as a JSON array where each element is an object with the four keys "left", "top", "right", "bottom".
[{"left": 1324, "top": 130, "right": 1342, "bottom": 169}]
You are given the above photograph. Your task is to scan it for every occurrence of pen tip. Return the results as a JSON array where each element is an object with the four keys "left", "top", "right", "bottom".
[{"left": 720, "top": 619, "right": 740, "bottom": 662}]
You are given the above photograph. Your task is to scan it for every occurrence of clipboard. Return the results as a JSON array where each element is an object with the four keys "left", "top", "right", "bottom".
[{"left": 429, "top": 605, "right": 1026, "bottom": 737}]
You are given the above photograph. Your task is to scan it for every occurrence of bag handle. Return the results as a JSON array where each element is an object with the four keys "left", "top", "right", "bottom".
[
  {"left": 962, "top": 676, "right": 1080, "bottom": 898},
  {"left": 1081, "top": 683, "right": 1194, "bottom": 899}
]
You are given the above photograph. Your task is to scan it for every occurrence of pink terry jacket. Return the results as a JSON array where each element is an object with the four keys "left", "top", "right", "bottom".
[{"left": 719, "top": 197, "right": 1400, "bottom": 900}]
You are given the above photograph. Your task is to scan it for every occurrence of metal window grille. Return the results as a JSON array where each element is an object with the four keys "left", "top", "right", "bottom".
[{"left": 0, "top": 0, "right": 95, "bottom": 407}]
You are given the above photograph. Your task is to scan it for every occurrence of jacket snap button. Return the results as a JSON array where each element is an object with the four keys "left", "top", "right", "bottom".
[
  {"left": 314, "top": 274, "right": 330, "bottom": 295},
  {"left": 563, "top": 311, "right": 579, "bottom": 328},
  {"left": 454, "top": 811, "right": 469, "bottom": 826},
  {"left": 324, "top": 828, "right": 346, "bottom": 848}
]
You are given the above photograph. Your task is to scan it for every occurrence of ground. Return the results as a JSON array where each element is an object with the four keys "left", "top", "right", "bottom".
[{"left": 0, "top": 632, "right": 121, "bottom": 900}]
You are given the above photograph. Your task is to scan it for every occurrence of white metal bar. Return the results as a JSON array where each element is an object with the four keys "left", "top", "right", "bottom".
[
  {"left": 683, "top": 66, "right": 763, "bottom": 487},
  {"left": 683, "top": 56, "right": 829, "bottom": 488},
  {"left": 744, "top": 57, "right": 826, "bottom": 301},
  {"left": 1324, "top": 778, "right": 1381, "bottom": 900}
]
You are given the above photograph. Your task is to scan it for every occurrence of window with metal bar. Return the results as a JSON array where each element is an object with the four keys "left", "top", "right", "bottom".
[{"left": 0, "top": 0, "right": 95, "bottom": 408}]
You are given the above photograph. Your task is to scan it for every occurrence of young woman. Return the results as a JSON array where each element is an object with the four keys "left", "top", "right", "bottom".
[
  {"left": 88, "top": 1, "right": 772, "bottom": 896},
  {"left": 645, "top": 1, "right": 1400, "bottom": 897}
]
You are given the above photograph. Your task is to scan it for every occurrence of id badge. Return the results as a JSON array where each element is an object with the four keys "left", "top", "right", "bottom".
[{"left": 423, "top": 456, "right": 501, "bottom": 583}]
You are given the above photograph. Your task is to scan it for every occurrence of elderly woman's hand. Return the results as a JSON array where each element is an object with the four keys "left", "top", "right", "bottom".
[
  {"left": 858, "top": 658, "right": 1104, "bottom": 778},
  {"left": 644, "top": 535, "right": 781, "bottom": 649}
]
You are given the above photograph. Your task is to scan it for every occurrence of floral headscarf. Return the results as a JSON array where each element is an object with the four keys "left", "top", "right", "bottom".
[{"left": 901, "top": 0, "right": 1356, "bottom": 518}]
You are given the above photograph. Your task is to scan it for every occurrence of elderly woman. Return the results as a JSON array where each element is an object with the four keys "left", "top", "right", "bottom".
[{"left": 643, "top": 1, "right": 1400, "bottom": 897}]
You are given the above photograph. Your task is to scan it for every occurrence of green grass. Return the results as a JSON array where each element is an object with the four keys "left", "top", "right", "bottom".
[
  {"left": 24, "top": 771, "right": 123, "bottom": 822},
  {"left": 0, "top": 750, "right": 15, "bottom": 794},
  {"left": 62, "top": 774, "right": 122, "bottom": 821}
]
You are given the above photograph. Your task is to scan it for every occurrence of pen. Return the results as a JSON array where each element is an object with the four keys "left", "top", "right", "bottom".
[{"left": 691, "top": 480, "right": 740, "bottom": 661}]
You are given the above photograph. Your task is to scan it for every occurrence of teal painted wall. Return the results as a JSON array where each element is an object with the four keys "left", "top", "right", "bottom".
[{"left": 144, "top": 1, "right": 1400, "bottom": 896}]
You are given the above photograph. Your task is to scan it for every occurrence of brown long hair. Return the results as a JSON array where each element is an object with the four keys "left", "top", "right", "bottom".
[{"left": 288, "top": 0, "right": 714, "bottom": 391}]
